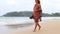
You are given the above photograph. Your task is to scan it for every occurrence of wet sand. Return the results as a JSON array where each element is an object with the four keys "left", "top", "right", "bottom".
[
  {"left": 0, "top": 20, "right": 60, "bottom": 34},
  {"left": 10, "top": 20, "right": 60, "bottom": 34}
]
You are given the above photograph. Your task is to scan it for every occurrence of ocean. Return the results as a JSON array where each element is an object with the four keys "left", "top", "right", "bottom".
[
  {"left": 0, "top": 17, "right": 60, "bottom": 25},
  {"left": 0, "top": 17, "right": 60, "bottom": 30}
]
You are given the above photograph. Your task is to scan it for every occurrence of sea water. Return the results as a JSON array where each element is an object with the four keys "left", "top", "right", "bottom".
[
  {"left": 0, "top": 17, "right": 60, "bottom": 25},
  {"left": 0, "top": 17, "right": 60, "bottom": 30},
  {"left": 0, "top": 17, "right": 33, "bottom": 25}
]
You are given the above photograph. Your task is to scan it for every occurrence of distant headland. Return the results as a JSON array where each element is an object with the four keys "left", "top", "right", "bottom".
[{"left": 2, "top": 11, "right": 60, "bottom": 17}]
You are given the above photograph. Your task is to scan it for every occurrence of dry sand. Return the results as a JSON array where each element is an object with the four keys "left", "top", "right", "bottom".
[{"left": 8, "top": 20, "right": 60, "bottom": 34}]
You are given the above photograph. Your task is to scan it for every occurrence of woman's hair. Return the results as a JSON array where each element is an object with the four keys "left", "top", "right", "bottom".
[{"left": 38, "top": 0, "right": 40, "bottom": 4}]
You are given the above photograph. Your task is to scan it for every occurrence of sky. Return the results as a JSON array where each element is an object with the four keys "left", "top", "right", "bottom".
[{"left": 0, "top": 0, "right": 60, "bottom": 16}]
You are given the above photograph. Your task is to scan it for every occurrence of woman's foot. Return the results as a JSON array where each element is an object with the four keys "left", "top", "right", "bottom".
[
  {"left": 33, "top": 30, "right": 36, "bottom": 32},
  {"left": 39, "top": 26, "right": 41, "bottom": 30}
]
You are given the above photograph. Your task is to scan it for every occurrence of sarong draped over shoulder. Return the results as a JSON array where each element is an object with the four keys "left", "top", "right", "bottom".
[{"left": 33, "top": 4, "right": 41, "bottom": 22}]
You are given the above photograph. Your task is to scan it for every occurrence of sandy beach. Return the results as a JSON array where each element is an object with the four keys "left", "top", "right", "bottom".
[
  {"left": 5, "top": 20, "right": 60, "bottom": 34},
  {"left": 6, "top": 20, "right": 60, "bottom": 34}
]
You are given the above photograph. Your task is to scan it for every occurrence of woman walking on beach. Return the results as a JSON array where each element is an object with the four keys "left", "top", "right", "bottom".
[{"left": 32, "top": 0, "right": 42, "bottom": 32}]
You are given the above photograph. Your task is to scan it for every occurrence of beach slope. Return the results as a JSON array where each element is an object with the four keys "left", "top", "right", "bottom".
[{"left": 10, "top": 20, "right": 60, "bottom": 34}]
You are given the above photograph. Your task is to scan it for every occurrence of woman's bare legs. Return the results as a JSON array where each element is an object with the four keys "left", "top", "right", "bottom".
[
  {"left": 33, "top": 22, "right": 41, "bottom": 32},
  {"left": 37, "top": 23, "right": 41, "bottom": 30},
  {"left": 33, "top": 22, "right": 38, "bottom": 32}
]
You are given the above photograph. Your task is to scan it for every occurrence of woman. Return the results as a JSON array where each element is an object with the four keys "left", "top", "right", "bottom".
[{"left": 33, "top": 0, "right": 42, "bottom": 32}]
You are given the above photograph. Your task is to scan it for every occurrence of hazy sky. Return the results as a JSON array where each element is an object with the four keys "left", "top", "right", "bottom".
[{"left": 0, "top": 0, "right": 60, "bottom": 16}]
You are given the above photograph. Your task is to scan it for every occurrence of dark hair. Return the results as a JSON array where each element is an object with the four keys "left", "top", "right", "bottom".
[{"left": 38, "top": 1, "right": 40, "bottom": 4}]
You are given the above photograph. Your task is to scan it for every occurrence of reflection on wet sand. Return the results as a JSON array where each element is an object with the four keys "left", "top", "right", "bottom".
[{"left": 5, "top": 23, "right": 33, "bottom": 29}]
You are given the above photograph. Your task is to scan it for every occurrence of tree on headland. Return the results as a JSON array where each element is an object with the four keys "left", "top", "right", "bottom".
[
  {"left": 2, "top": 11, "right": 60, "bottom": 17},
  {"left": 52, "top": 13, "right": 60, "bottom": 16}
]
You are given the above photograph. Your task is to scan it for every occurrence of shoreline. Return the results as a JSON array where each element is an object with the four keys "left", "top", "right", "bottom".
[
  {"left": 10, "top": 20, "right": 60, "bottom": 34},
  {"left": 0, "top": 20, "right": 60, "bottom": 34},
  {"left": 0, "top": 17, "right": 60, "bottom": 26},
  {"left": 0, "top": 23, "right": 33, "bottom": 31}
]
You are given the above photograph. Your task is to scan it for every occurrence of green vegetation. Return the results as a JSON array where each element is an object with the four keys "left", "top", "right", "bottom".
[{"left": 2, "top": 11, "right": 60, "bottom": 17}]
